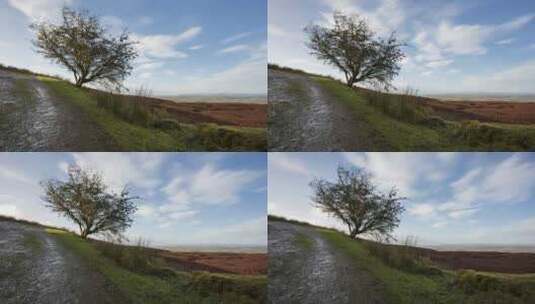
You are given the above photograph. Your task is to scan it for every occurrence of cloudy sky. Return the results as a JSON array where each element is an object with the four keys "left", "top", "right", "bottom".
[
  {"left": 269, "top": 0, "right": 535, "bottom": 94},
  {"left": 0, "top": 0, "right": 266, "bottom": 95},
  {"left": 0, "top": 153, "right": 267, "bottom": 247},
  {"left": 269, "top": 153, "right": 535, "bottom": 246}
]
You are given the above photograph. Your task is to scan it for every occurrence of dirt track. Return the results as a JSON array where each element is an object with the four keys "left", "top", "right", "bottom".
[
  {"left": 268, "top": 69, "right": 382, "bottom": 151},
  {"left": 268, "top": 221, "right": 385, "bottom": 304},
  {"left": 0, "top": 220, "right": 125, "bottom": 304},
  {"left": 0, "top": 69, "right": 119, "bottom": 151}
]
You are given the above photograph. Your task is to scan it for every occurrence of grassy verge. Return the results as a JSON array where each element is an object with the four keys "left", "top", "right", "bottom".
[
  {"left": 39, "top": 77, "right": 266, "bottom": 151},
  {"left": 46, "top": 229, "right": 265, "bottom": 304},
  {"left": 315, "top": 77, "right": 451, "bottom": 151},
  {"left": 313, "top": 76, "right": 535, "bottom": 151},
  {"left": 319, "top": 229, "right": 535, "bottom": 304},
  {"left": 293, "top": 233, "right": 314, "bottom": 250}
]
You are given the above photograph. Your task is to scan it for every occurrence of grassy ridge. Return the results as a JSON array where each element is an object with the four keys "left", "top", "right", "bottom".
[
  {"left": 39, "top": 77, "right": 266, "bottom": 151},
  {"left": 319, "top": 229, "right": 535, "bottom": 304},
  {"left": 46, "top": 229, "right": 266, "bottom": 304}
]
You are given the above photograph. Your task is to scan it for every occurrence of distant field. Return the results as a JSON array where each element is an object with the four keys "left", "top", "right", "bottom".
[
  {"left": 429, "top": 244, "right": 535, "bottom": 254},
  {"left": 159, "top": 95, "right": 267, "bottom": 104},
  {"left": 429, "top": 94, "right": 535, "bottom": 103},
  {"left": 164, "top": 245, "right": 267, "bottom": 254}
]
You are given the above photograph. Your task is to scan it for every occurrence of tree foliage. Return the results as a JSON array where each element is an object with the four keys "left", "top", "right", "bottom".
[
  {"left": 41, "top": 165, "right": 138, "bottom": 239},
  {"left": 31, "top": 7, "right": 138, "bottom": 89},
  {"left": 305, "top": 12, "right": 405, "bottom": 89},
  {"left": 310, "top": 166, "right": 405, "bottom": 242}
]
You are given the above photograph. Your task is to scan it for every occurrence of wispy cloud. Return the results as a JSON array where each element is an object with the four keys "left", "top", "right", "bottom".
[
  {"left": 221, "top": 32, "right": 252, "bottom": 44},
  {"left": 219, "top": 44, "right": 250, "bottom": 54}
]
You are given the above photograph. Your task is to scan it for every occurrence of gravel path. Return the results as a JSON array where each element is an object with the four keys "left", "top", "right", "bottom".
[
  {"left": 0, "top": 70, "right": 119, "bottom": 151},
  {"left": 0, "top": 220, "right": 126, "bottom": 304},
  {"left": 268, "top": 69, "right": 381, "bottom": 151},
  {"left": 268, "top": 221, "right": 386, "bottom": 304}
]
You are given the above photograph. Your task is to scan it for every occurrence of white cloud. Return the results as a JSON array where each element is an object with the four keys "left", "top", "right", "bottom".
[
  {"left": 425, "top": 59, "right": 453, "bottom": 69},
  {"left": 269, "top": 153, "right": 310, "bottom": 176},
  {"left": 7, "top": 0, "right": 72, "bottom": 20},
  {"left": 219, "top": 44, "right": 250, "bottom": 54},
  {"left": 0, "top": 166, "right": 34, "bottom": 184},
  {"left": 463, "top": 60, "right": 535, "bottom": 93},
  {"left": 0, "top": 203, "right": 21, "bottom": 218},
  {"left": 139, "top": 16, "right": 154, "bottom": 25},
  {"left": 166, "top": 42, "right": 267, "bottom": 95},
  {"left": 495, "top": 38, "right": 515, "bottom": 45},
  {"left": 189, "top": 45, "right": 204, "bottom": 50},
  {"left": 409, "top": 203, "right": 435, "bottom": 217},
  {"left": 69, "top": 153, "right": 165, "bottom": 193},
  {"left": 322, "top": 0, "right": 406, "bottom": 36},
  {"left": 222, "top": 32, "right": 252, "bottom": 44},
  {"left": 344, "top": 153, "right": 453, "bottom": 197},
  {"left": 268, "top": 24, "right": 288, "bottom": 37},
  {"left": 440, "top": 154, "right": 535, "bottom": 219},
  {"left": 133, "top": 26, "right": 202, "bottom": 59},
  {"left": 189, "top": 164, "right": 261, "bottom": 205}
]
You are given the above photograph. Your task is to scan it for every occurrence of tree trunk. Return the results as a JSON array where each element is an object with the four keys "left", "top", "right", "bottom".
[
  {"left": 349, "top": 229, "right": 358, "bottom": 239},
  {"left": 80, "top": 228, "right": 89, "bottom": 239}
]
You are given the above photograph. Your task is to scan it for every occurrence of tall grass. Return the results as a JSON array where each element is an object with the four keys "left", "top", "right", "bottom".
[
  {"left": 96, "top": 238, "right": 170, "bottom": 276},
  {"left": 92, "top": 86, "right": 174, "bottom": 128},
  {"left": 364, "top": 236, "right": 440, "bottom": 275},
  {"left": 358, "top": 87, "right": 435, "bottom": 125}
]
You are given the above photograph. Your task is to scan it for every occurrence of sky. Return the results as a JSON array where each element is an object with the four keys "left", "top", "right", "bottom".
[
  {"left": 0, "top": 153, "right": 267, "bottom": 247},
  {"left": 269, "top": 152, "right": 535, "bottom": 246},
  {"left": 0, "top": 0, "right": 267, "bottom": 95},
  {"left": 269, "top": 0, "right": 535, "bottom": 94}
]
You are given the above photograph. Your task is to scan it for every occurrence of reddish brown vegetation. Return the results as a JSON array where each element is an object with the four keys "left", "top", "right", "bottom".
[
  {"left": 159, "top": 252, "right": 267, "bottom": 275},
  {"left": 424, "top": 99, "right": 535, "bottom": 125},
  {"left": 422, "top": 250, "right": 535, "bottom": 274},
  {"left": 150, "top": 100, "right": 267, "bottom": 128}
]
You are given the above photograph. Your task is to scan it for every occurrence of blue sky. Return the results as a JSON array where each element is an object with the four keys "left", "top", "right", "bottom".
[
  {"left": 269, "top": 0, "right": 535, "bottom": 94},
  {"left": 0, "top": 0, "right": 267, "bottom": 95},
  {"left": 0, "top": 153, "right": 267, "bottom": 247},
  {"left": 269, "top": 153, "right": 535, "bottom": 245}
]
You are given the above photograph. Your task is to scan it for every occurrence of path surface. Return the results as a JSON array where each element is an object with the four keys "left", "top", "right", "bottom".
[
  {"left": 0, "top": 220, "right": 125, "bottom": 304},
  {"left": 0, "top": 70, "right": 119, "bottom": 151},
  {"left": 268, "top": 220, "right": 386, "bottom": 304},
  {"left": 268, "top": 69, "right": 380, "bottom": 151}
]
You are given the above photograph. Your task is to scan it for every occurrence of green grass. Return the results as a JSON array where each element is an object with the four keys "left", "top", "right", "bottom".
[
  {"left": 313, "top": 76, "right": 535, "bottom": 151},
  {"left": 23, "top": 232, "right": 43, "bottom": 254},
  {"left": 293, "top": 233, "right": 314, "bottom": 250},
  {"left": 315, "top": 77, "right": 450, "bottom": 151},
  {"left": 318, "top": 228, "right": 535, "bottom": 304},
  {"left": 46, "top": 229, "right": 265, "bottom": 304},
  {"left": 39, "top": 77, "right": 266, "bottom": 151}
]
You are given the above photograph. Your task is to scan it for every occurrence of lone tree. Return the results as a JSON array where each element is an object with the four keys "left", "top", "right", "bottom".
[
  {"left": 41, "top": 165, "right": 138, "bottom": 239},
  {"left": 305, "top": 12, "right": 405, "bottom": 89},
  {"left": 31, "top": 7, "right": 137, "bottom": 89},
  {"left": 310, "top": 166, "right": 405, "bottom": 242}
]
